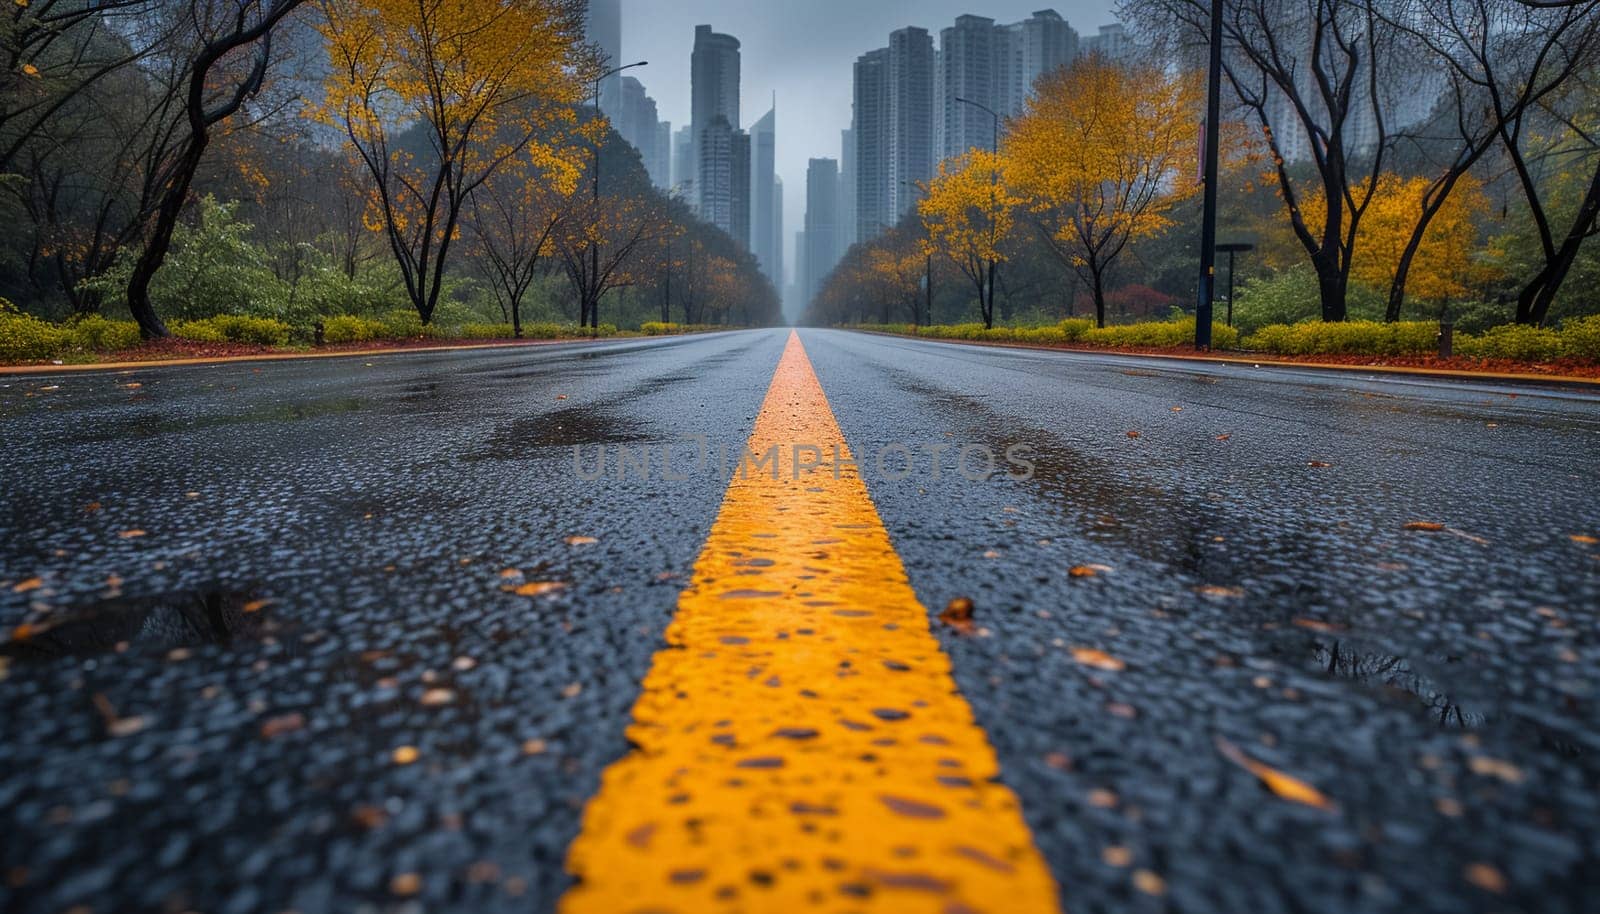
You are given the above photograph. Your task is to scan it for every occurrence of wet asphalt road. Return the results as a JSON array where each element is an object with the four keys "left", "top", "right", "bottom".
[{"left": 1, "top": 328, "right": 1598, "bottom": 914}]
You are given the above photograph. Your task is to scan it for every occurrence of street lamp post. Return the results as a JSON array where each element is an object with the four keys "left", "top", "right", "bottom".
[
  {"left": 954, "top": 96, "right": 1001, "bottom": 328},
  {"left": 1216, "top": 242, "right": 1255, "bottom": 329},
  {"left": 1195, "top": 0, "right": 1224, "bottom": 350},
  {"left": 588, "top": 60, "right": 648, "bottom": 330}
]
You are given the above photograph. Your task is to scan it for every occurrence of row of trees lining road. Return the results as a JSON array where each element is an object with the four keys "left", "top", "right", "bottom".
[
  {"left": 804, "top": 0, "right": 1600, "bottom": 332},
  {"left": 1, "top": 0, "right": 779, "bottom": 340}
]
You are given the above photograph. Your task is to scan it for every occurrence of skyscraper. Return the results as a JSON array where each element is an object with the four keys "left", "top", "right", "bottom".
[
  {"left": 730, "top": 128, "right": 752, "bottom": 248},
  {"left": 672, "top": 125, "right": 694, "bottom": 197},
  {"left": 936, "top": 15, "right": 998, "bottom": 162},
  {"left": 838, "top": 128, "right": 858, "bottom": 251},
  {"left": 853, "top": 48, "right": 891, "bottom": 243},
  {"left": 586, "top": 0, "right": 623, "bottom": 116},
  {"left": 994, "top": 10, "right": 1079, "bottom": 119},
  {"left": 804, "top": 158, "right": 841, "bottom": 306},
  {"left": 691, "top": 25, "right": 741, "bottom": 216},
  {"left": 616, "top": 76, "right": 670, "bottom": 190},
  {"left": 698, "top": 115, "right": 737, "bottom": 235},
  {"left": 888, "top": 27, "right": 934, "bottom": 223},
  {"left": 751, "top": 105, "right": 780, "bottom": 280}
]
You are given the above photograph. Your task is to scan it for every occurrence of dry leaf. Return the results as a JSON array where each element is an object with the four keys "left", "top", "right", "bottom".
[
  {"left": 242, "top": 599, "right": 270, "bottom": 614},
  {"left": 1195, "top": 585, "right": 1244, "bottom": 599},
  {"left": 561, "top": 682, "right": 583, "bottom": 699},
  {"left": 522, "top": 738, "right": 549, "bottom": 756},
  {"left": 1293, "top": 618, "right": 1345, "bottom": 633},
  {"left": 565, "top": 536, "right": 598, "bottom": 546},
  {"left": 514, "top": 581, "right": 567, "bottom": 598},
  {"left": 11, "top": 577, "right": 42, "bottom": 594},
  {"left": 1215, "top": 737, "right": 1336, "bottom": 810},
  {"left": 1126, "top": 430, "right": 1141, "bottom": 439},
  {"left": 939, "top": 597, "right": 975, "bottom": 633},
  {"left": 83, "top": 502, "right": 102, "bottom": 514},
  {"left": 1102, "top": 846, "right": 1133, "bottom": 868},
  {"left": 1132, "top": 870, "right": 1167, "bottom": 896},
  {"left": 1571, "top": 535, "right": 1599, "bottom": 545},
  {"left": 419, "top": 689, "right": 455, "bottom": 707},
  {"left": 1403, "top": 522, "right": 1445, "bottom": 532},
  {"left": 1467, "top": 756, "right": 1524, "bottom": 784},
  {"left": 391, "top": 746, "right": 420, "bottom": 766},
  {"left": 118, "top": 529, "right": 147, "bottom": 539},
  {"left": 1215, "top": 434, "right": 1232, "bottom": 441},
  {"left": 390, "top": 873, "right": 422, "bottom": 896},
  {"left": 1464, "top": 863, "right": 1506, "bottom": 895},
  {"left": 1068, "top": 565, "right": 1098, "bottom": 579},
  {"left": 107, "top": 716, "right": 147, "bottom": 738},
  {"left": 260, "top": 713, "right": 306, "bottom": 739},
  {"left": 1072, "top": 648, "right": 1126, "bottom": 672},
  {"left": 1307, "top": 461, "right": 1332, "bottom": 468}
]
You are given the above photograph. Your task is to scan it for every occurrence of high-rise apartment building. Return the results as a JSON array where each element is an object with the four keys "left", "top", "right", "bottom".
[
  {"left": 616, "top": 76, "right": 670, "bottom": 190},
  {"left": 936, "top": 15, "right": 998, "bottom": 162},
  {"left": 691, "top": 24, "right": 741, "bottom": 216},
  {"left": 853, "top": 48, "right": 891, "bottom": 243},
  {"left": 751, "top": 105, "right": 780, "bottom": 279},
  {"left": 586, "top": 0, "right": 623, "bottom": 115},
  {"left": 804, "top": 158, "right": 841, "bottom": 306},
  {"left": 888, "top": 27, "right": 935, "bottom": 223},
  {"left": 995, "top": 10, "right": 1079, "bottom": 119}
]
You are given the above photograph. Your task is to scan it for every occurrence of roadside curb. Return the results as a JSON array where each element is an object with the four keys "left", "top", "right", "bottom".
[
  {"left": 851, "top": 330, "right": 1600, "bottom": 390},
  {"left": 0, "top": 336, "right": 608, "bottom": 377}
]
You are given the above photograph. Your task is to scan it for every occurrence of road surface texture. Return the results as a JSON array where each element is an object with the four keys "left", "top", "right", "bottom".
[{"left": 1, "top": 328, "right": 1596, "bottom": 914}]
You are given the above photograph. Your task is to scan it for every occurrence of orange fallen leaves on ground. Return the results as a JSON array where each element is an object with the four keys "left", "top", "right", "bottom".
[
  {"left": 242, "top": 599, "right": 270, "bottom": 614},
  {"left": 938, "top": 597, "right": 976, "bottom": 634},
  {"left": 1467, "top": 755, "right": 1524, "bottom": 784},
  {"left": 1570, "top": 535, "right": 1598, "bottom": 545},
  {"left": 1071, "top": 648, "right": 1126, "bottom": 672},
  {"left": 260, "top": 713, "right": 306, "bottom": 739},
  {"left": 11, "top": 578, "right": 42, "bottom": 594},
  {"left": 514, "top": 581, "right": 567, "bottom": 597},
  {"left": 1293, "top": 618, "right": 1346, "bottom": 633},
  {"left": 118, "top": 529, "right": 147, "bottom": 539},
  {"left": 1195, "top": 585, "right": 1244, "bottom": 599},
  {"left": 1068, "top": 565, "right": 1098, "bottom": 578},
  {"left": 1464, "top": 863, "right": 1507, "bottom": 894},
  {"left": 1403, "top": 522, "right": 1445, "bottom": 532},
  {"left": 391, "top": 745, "right": 420, "bottom": 765},
  {"left": 1307, "top": 461, "right": 1332, "bottom": 468},
  {"left": 1215, "top": 737, "right": 1336, "bottom": 811},
  {"left": 1215, "top": 434, "right": 1232, "bottom": 441},
  {"left": 1126, "top": 430, "right": 1141, "bottom": 439},
  {"left": 565, "top": 536, "right": 599, "bottom": 546}
]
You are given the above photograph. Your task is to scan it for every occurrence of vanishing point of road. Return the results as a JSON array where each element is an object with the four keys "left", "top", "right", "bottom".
[{"left": 2, "top": 329, "right": 1597, "bottom": 914}]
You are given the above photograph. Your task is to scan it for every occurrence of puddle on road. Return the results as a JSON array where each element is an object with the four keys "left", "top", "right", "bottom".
[
  {"left": 464, "top": 406, "right": 649, "bottom": 462},
  {"left": 1305, "top": 637, "right": 1482, "bottom": 727},
  {"left": 1, "top": 589, "right": 282, "bottom": 661}
]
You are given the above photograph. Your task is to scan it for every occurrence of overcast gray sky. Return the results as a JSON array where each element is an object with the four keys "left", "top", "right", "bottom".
[{"left": 618, "top": 0, "right": 1118, "bottom": 287}]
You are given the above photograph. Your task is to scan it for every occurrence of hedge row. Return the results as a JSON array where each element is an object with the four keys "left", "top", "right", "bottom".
[
  {"left": 859, "top": 318, "right": 1241, "bottom": 350},
  {"left": 1, "top": 300, "right": 635, "bottom": 362}
]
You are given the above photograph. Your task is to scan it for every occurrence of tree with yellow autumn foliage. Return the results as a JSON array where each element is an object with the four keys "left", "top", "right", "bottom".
[
  {"left": 314, "top": 0, "right": 591, "bottom": 324},
  {"left": 919, "top": 149, "right": 1016, "bottom": 329},
  {"left": 1006, "top": 56, "right": 1202, "bottom": 329}
]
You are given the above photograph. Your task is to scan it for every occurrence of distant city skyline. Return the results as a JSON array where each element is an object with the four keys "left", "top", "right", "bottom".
[{"left": 616, "top": 1, "right": 1118, "bottom": 295}]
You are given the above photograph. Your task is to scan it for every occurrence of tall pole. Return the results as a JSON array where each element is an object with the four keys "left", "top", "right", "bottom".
[{"left": 1196, "top": 0, "right": 1224, "bottom": 350}]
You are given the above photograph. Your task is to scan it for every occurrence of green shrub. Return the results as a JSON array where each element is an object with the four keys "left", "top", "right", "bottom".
[
  {"left": 1232, "top": 264, "right": 1386, "bottom": 334},
  {"left": 1459, "top": 323, "right": 1564, "bottom": 362},
  {"left": 321, "top": 315, "right": 385, "bottom": 344},
  {"left": 0, "top": 307, "right": 68, "bottom": 361},
  {"left": 1559, "top": 314, "right": 1600, "bottom": 363},
  {"left": 1084, "top": 317, "right": 1239, "bottom": 350},
  {"left": 1059, "top": 318, "right": 1094, "bottom": 341},
  {"left": 172, "top": 315, "right": 291, "bottom": 346},
  {"left": 458, "top": 323, "right": 515, "bottom": 340},
  {"left": 378, "top": 309, "right": 427, "bottom": 338},
  {"left": 1244, "top": 320, "right": 1438, "bottom": 356},
  {"left": 67, "top": 316, "right": 142, "bottom": 352}
]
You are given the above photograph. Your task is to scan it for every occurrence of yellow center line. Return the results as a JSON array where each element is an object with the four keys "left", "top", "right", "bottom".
[{"left": 560, "top": 331, "right": 1061, "bottom": 914}]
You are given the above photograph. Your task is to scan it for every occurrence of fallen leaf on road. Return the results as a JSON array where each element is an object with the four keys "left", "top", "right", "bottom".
[
  {"left": 1569, "top": 535, "right": 1598, "bottom": 545},
  {"left": 1464, "top": 863, "right": 1507, "bottom": 895},
  {"left": 242, "top": 599, "right": 270, "bottom": 614},
  {"left": 565, "top": 536, "right": 598, "bottom": 546},
  {"left": 83, "top": 502, "right": 101, "bottom": 514},
  {"left": 1072, "top": 648, "right": 1126, "bottom": 672},
  {"left": 561, "top": 682, "right": 583, "bottom": 699},
  {"left": 1126, "top": 430, "right": 1141, "bottom": 439},
  {"left": 1216, "top": 737, "right": 1336, "bottom": 811},
  {"left": 260, "top": 713, "right": 306, "bottom": 739},
  {"left": 555, "top": 394, "right": 569, "bottom": 400},
  {"left": 939, "top": 597, "right": 975, "bottom": 634},
  {"left": 1068, "top": 565, "right": 1098, "bottom": 579},
  {"left": 452, "top": 656, "right": 476, "bottom": 672},
  {"left": 499, "top": 568, "right": 523, "bottom": 579},
  {"left": 1468, "top": 756, "right": 1524, "bottom": 784},
  {"left": 522, "top": 738, "right": 549, "bottom": 756},
  {"left": 121, "top": 383, "right": 142, "bottom": 390},
  {"left": 118, "top": 529, "right": 147, "bottom": 539},
  {"left": 107, "top": 716, "right": 147, "bottom": 738},
  {"left": 390, "top": 873, "right": 422, "bottom": 896},
  {"left": 1293, "top": 618, "right": 1346, "bottom": 633},
  {"left": 1195, "top": 585, "right": 1244, "bottom": 599},
  {"left": 1133, "top": 870, "right": 1167, "bottom": 897},
  {"left": 1170, "top": 406, "right": 1183, "bottom": 413},
  {"left": 1403, "top": 522, "right": 1445, "bottom": 532},
  {"left": 11, "top": 578, "right": 42, "bottom": 594},
  {"left": 391, "top": 746, "right": 420, "bottom": 766},
  {"left": 982, "top": 550, "right": 1001, "bottom": 559},
  {"left": 419, "top": 688, "right": 455, "bottom": 707},
  {"left": 514, "top": 581, "right": 567, "bottom": 598},
  {"left": 1307, "top": 461, "right": 1332, "bottom": 468},
  {"left": 1215, "top": 434, "right": 1232, "bottom": 441},
  {"left": 1102, "top": 846, "right": 1133, "bottom": 868}
]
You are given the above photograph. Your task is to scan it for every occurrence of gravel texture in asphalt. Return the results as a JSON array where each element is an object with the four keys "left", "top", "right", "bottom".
[{"left": 2, "top": 328, "right": 1597, "bottom": 914}]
